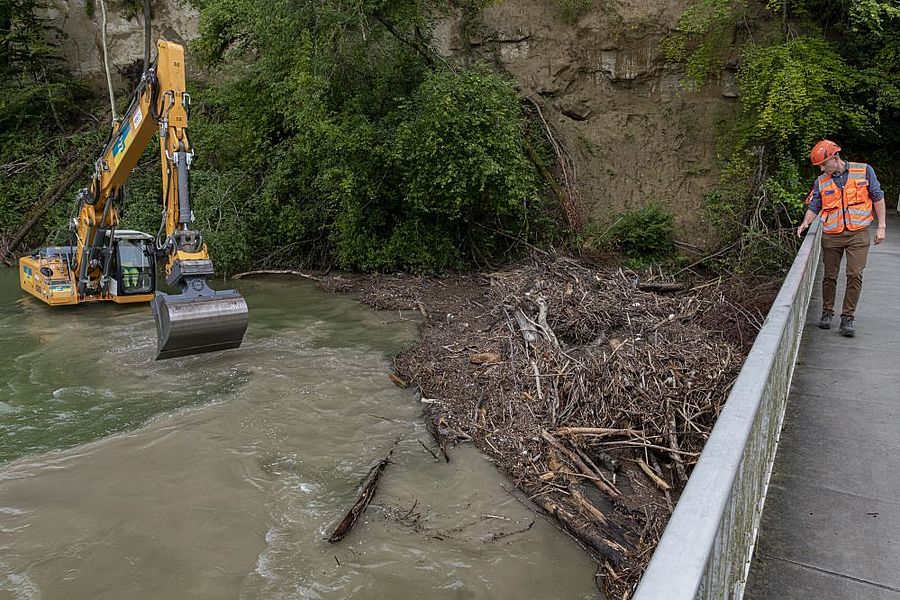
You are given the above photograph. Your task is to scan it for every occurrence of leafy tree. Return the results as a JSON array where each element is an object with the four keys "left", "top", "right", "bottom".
[
  {"left": 180, "top": 0, "right": 554, "bottom": 272},
  {"left": 331, "top": 66, "right": 541, "bottom": 271},
  {"left": 0, "top": 0, "right": 94, "bottom": 249},
  {"left": 738, "top": 37, "right": 873, "bottom": 153}
]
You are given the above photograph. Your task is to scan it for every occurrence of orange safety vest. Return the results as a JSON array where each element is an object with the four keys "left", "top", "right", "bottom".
[{"left": 818, "top": 162, "right": 874, "bottom": 234}]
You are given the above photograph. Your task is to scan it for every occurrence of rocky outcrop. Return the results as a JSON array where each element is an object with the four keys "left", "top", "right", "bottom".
[
  {"left": 46, "top": 0, "right": 199, "bottom": 88},
  {"left": 443, "top": 0, "right": 737, "bottom": 245}
]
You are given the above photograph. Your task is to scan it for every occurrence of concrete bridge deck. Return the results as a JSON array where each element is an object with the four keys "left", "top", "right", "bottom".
[{"left": 745, "top": 213, "right": 900, "bottom": 599}]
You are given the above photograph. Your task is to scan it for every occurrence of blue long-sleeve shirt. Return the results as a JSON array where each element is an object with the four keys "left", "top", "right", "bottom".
[{"left": 808, "top": 163, "right": 884, "bottom": 214}]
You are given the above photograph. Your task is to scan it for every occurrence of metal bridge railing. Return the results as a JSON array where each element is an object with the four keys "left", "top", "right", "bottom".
[{"left": 633, "top": 220, "right": 822, "bottom": 600}]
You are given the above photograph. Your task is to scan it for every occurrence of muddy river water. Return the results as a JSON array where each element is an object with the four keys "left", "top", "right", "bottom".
[{"left": 0, "top": 268, "right": 597, "bottom": 599}]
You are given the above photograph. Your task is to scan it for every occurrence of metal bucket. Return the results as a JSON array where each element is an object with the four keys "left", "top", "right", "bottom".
[{"left": 151, "top": 288, "right": 249, "bottom": 360}]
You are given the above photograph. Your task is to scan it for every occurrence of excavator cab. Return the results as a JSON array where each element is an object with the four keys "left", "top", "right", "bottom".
[{"left": 111, "top": 231, "right": 156, "bottom": 297}]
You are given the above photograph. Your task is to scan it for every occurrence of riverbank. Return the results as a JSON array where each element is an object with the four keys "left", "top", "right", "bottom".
[{"left": 318, "top": 253, "right": 777, "bottom": 598}]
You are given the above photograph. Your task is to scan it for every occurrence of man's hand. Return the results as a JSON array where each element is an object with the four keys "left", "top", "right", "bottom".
[
  {"left": 875, "top": 226, "right": 886, "bottom": 245},
  {"left": 797, "top": 222, "right": 810, "bottom": 238}
]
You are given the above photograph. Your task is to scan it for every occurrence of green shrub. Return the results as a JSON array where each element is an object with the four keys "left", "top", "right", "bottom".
[
  {"left": 553, "top": 0, "right": 593, "bottom": 23},
  {"left": 661, "top": 0, "right": 742, "bottom": 86},
  {"left": 609, "top": 205, "right": 677, "bottom": 262}
]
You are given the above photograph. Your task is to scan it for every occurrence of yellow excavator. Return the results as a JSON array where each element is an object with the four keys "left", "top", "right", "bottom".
[{"left": 19, "top": 40, "right": 249, "bottom": 360}]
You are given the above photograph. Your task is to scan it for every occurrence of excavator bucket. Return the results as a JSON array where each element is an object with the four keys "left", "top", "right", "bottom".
[{"left": 151, "top": 288, "right": 249, "bottom": 360}]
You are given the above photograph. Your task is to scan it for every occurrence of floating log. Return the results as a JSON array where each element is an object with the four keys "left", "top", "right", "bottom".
[
  {"left": 327, "top": 442, "right": 397, "bottom": 543},
  {"left": 418, "top": 439, "right": 439, "bottom": 460},
  {"left": 232, "top": 269, "right": 322, "bottom": 281}
]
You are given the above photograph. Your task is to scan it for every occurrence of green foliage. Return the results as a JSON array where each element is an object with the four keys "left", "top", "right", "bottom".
[
  {"left": 383, "top": 67, "right": 539, "bottom": 270},
  {"left": 181, "top": 0, "right": 556, "bottom": 273},
  {"left": 847, "top": 0, "right": 900, "bottom": 35},
  {"left": 115, "top": 149, "right": 165, "bottom": 237},
  {"left": 661, "top": 0, "right": 742, "bottom": 86},
  {"left": 0, "top": 0, "right": 99, "bottom": 248},
  {"left": 738, "top": 37, "right": 873, "bottom": 150},
  {"left": 552, "top": 0, "right": 593, "bottom": 23},
  {"left": 608, "top": 205, "right": 676, "bottom": 263},
  {"left": 707, "top": 34, "right": 885, "bottom": 238},
  {"left": 673, "top": 0, "right": 900, "bottom": 275},
  {"left": 704, "top": 35, "right": 877, "bottom": 237},
  {"left": 0, "top": 0, "right": 82, "bottom": 133}
]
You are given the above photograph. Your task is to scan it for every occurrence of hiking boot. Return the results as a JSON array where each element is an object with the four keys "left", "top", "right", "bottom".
[
  {"left": 840, "top": 316, "right": 856, "bottom": 337},
  {"left": 818, "top": 312, "right": 833, "bottom": 329}
]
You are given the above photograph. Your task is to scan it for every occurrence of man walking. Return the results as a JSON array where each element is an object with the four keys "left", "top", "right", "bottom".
[{"left": 797, "top": 139, "right": 886, "bottom": 337}]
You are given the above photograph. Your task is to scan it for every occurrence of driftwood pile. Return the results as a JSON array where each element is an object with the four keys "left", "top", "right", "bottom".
[{"left": 386, "top": 256, "right": 758, "bottom": 598}]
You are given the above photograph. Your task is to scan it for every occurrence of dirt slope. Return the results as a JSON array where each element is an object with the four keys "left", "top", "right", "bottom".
[{"left": 437, "top": 0, "right": 738, "bottom": 246}]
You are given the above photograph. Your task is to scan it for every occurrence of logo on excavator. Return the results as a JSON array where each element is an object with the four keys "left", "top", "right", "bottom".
[{"left": 111, "top": 121, "right": 132, "bottom": 167}]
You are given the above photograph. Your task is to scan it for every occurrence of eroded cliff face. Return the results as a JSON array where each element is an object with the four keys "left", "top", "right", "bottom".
[
  {"left": 440, "top": 0, "right": 738, "bottom": 244},
  {"left": 47, "top": 0, "right": 199, "bottom": 87}
]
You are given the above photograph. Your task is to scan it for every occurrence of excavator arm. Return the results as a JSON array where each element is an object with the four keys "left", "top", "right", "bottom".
[{"left": 70, "top": 40, "right": 248, "bottom": 359}]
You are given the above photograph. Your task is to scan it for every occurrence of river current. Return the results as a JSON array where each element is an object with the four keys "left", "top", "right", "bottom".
[{"left": 0, "top": 268, "right": 597, "bottom": 599}]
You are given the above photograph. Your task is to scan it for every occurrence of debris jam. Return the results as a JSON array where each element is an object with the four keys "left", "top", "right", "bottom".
[{"left": 322, "top": 254, "right": 773, "bottom": 598}]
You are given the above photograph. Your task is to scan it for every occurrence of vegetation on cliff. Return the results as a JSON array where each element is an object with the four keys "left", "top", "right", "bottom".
[{"left": 665, "top": 0, "right": 900, "bottom": 273}]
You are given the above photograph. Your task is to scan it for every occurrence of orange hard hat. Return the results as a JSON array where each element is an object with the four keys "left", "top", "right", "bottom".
[{"left": 810, "top": 139, "right": 841, "bottom": 165}]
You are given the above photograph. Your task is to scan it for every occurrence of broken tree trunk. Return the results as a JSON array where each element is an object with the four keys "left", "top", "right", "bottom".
[
  {"left": 1, "top": 160, "right": 84, "bottom": 266},
  {"left": 533, "top": 495, "right": 633, "bottom": 567},
  {"left": 231, "top": 269, "right": 322, "bottom": 281},
  {"left": 327, "top": 442, "right": 397, "bottom": 543},
  {"left": 638, "top": 282, "right": 686, "bottom": 293}
]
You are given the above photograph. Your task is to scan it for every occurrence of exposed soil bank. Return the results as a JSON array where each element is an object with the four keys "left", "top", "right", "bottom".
[{"left": 317, "top": 254, "right": 777, "bottom": 598}]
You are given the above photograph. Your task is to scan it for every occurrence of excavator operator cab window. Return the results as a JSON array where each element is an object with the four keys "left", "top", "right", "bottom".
[{"left": 116, "top": 239, "right": 155, "bottom": 295}]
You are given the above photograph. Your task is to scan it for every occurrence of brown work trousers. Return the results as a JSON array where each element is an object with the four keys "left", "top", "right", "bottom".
[{"left": 821, "top": 227, "right": 871, "bottom": 317}]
